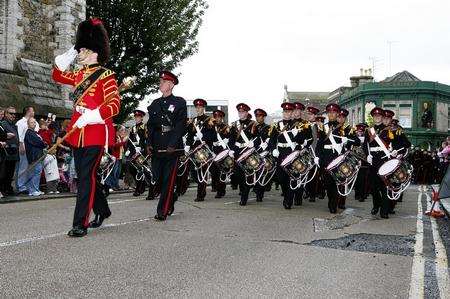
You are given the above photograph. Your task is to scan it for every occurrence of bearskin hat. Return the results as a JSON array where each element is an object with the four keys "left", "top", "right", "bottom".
[{"left": 75, "top": 18, "right": 110, "bottom": 65}]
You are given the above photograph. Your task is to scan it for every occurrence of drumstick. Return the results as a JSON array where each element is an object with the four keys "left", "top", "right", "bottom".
[{"left": 157, "top": 149, "right": 185, "bottom": 153}]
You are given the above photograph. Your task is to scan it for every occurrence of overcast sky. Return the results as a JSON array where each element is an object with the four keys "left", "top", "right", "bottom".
[{"left": 141, "top": 0, "right": 450, "bottom": 120}]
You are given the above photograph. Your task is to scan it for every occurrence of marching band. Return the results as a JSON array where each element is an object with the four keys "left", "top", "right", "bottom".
[{"left": 53, "top": 17, "right": 414, "bottom": 237}]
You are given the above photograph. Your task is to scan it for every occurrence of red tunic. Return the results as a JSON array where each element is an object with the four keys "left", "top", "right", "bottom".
[{"left": 52, "top": 64, "right": 120, "bottom": 148}]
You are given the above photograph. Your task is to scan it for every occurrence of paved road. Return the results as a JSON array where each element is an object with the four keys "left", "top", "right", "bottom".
[{"left": 0, "top": 186, "right": 448, "bottom": 298}]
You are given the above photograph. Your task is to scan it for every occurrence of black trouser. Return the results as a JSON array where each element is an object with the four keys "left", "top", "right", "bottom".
[
  {"left": 191, "top": 166, "right": 207, "bottom": 200},
  {"left": 152, "top": 155, "right": 179, "bottom": 217},
  {"left": 129, "top": 164, "right": 146, "bottom": 195},
  {"left": 305, "top": 171, "right": 319, "bottom": 201},
  {"left": 277, "top": 167, "right": 294, "bottom": 208},
  {"left": 175, "top": 163, "right": 190, "bottom": 196},
  {"left": 73, "top": 146, "right": 110, "bottom": 228},
  {"left": 369, "top": 166, "right": 389, "bottom": 215},
  {"left": 210, "top": 163, "right": 226, "bottom": 196},
  {"left": 254, "top": 183, "right": 265, "bottom": 201},
  {"left": 324, "top": 172, "right": 338, "bottom": 212},
  {"left": 354, "top": 166, "right": 369, "bottom": 200},
  {"left": 235, "top": 166, "right": 251, "bottom": 204},
  {"left": 0, "top": 159, "right": 16, "bottom": 194},
  {"left": 293, "top": 186, "right": 304, "bottom": 205}
]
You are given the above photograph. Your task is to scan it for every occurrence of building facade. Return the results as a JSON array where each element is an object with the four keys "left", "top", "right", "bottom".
[
  {"left": 0, "top": 0, "right": 85, "bottom": 117},
  {"left": 337, "top": 71, "right": 450, "bottom": 147},
  {"left": 283, "top": 85, "right": 329, "bottom": 112}
]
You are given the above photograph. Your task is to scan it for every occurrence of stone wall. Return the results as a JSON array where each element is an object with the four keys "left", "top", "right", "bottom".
[{"left": 0, "top": 0, "right": 86, "bottom": 117}]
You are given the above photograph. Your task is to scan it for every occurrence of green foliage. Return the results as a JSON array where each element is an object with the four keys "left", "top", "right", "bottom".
[{"left": 86, "top": 0, "right": 208, "bottom": 123}]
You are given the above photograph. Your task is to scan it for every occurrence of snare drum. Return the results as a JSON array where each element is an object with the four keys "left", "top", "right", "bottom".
[
  {"left": 213, "top": 149, "right": 235, "bottom": 174},
  {"left": 378, "top": 158, "right": 412, "bottom": 198},
  {"left": 236, "top": 148, "right": 263, "bottom": 176},
  {"left": 280, "top": 149, "right": 313, "bottom": 181},
  {"left": 326, "top": 151, "right": 360, "bottom": 185},
  {"left": 189, "top": 142, "right": 215, "bottom": 170}
]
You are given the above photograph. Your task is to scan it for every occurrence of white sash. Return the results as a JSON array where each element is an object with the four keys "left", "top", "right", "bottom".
[{"left": 369, "top": 127, "right": 390, "bottom": 158}]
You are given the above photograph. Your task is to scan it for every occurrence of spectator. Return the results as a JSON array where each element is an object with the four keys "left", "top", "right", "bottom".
[
  {"left": 43, "top": 153, "right": 60, "bottom": 194},
  {"left": 0, "top": 120, "right": 7, "bottom": 198},
  {"left": 0, "top": 107, "right": 4, "bottom": 121},
  {"left": 0, "top": 107, "right": 19, "bottom": 196},
  {"left": 24, "top": 117, "right": 47, "bottom": 196},
  {"left": 15, "top": 106, "right": 38, "bottom": 194},
  {"left": 38, "top": 119, "right": 54, "bottom": 146}
]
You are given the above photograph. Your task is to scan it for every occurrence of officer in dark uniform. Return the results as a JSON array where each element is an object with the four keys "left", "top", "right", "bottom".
[
  {"left": 208, "top": 110, "right": 231, "bottom": 198},
  {"left": 251, "top": 108, "right": 272, "bottom": 202},
  {"left": 128, "top": 109, "right": 149, "bottom": 197},
  {"left": 186, "top": 98, "right": 212, "bottom": 202},
  {"left": 316, "top": 103, "right": 343, "bottom": 213},
  {"left": 354, "top": 123, "right": 370, "bottom": 202},
  {"left": 304, "top": 106, "right": 321, "bottom": 202},
  {"left": 147, "top": 71, "right": 187, "bottom": 221},
  {"left": 229, "top": 103, "right": 258, "bottom": 206}
]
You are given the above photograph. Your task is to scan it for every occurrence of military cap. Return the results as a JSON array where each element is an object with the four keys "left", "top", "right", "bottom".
[
  {"left": 281, "top": 102, "right": 295, "bottom": 111},
  {"left": 294, "top": 102, "right": 305, "bottom": 110},
  {"left": 254, "top": 109, "right": 267, "bottom": 117},
  {"left": 339, "top": 108, "right": 349, "bottom": 117},
  {"left": 236, "top": 103, "right": 251, "bottom": 112},
  {"left": 213, "top": 110, "right": 225, "bottom": 117},
  {"left": 306, "top": 106, "right": 320, "bottom": 115},
  {"left": 159, "top": 71, "right": 179, "bottom": 85},
  {"left": 326, "top": 103, "right": 340, "bottom": 113},
  {"left": 133, "top": 109, "right": 146, "bottom": 117},
  {"left": 383, "top": 109, "right": 395, "bottom": 118},
  {"left": 193, "top": 98, "right": 207, "bottom": 107},
  {"left": 370, "top": 107, "right": 384, "bottom": 116}
]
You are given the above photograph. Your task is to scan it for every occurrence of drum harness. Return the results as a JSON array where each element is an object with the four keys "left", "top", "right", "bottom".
[
  {"left": 190, "top": 118, "right": 214, "bottom": 184},
  {"left": 214, "top": 126, "right": 234, "bottom": 183}
]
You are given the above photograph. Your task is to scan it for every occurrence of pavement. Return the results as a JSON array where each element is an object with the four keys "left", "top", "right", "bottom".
[{"left": 0, "top": 185, "right": 448, "bottom": 298}]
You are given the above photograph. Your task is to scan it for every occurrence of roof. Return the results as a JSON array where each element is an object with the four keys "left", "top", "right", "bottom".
[
  {"left": 382, "top": 71, "right": 421, "bottom": 83},
  {"left": 286, "top": 91, "right": 330, "bottom": 102}
]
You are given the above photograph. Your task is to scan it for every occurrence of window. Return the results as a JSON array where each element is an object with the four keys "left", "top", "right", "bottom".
[{"left": 382, "top": 100, "right": 412, "bottom": 128}]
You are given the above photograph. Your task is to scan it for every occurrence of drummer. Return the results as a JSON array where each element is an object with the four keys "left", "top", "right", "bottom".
[
  {"left": 229, "top": 103, "right": 258, "bottom": 206},
  {"left": 354, "top": 123, "right": 370, "bottom": 202},
  {"left": 304, "top": 106, "right": 321, "bottom": 203},
  {"left": 316, "top": 103, "right": 343, "bottom": 213},
  {"left": 208, "top": 109, "right": 231, "bottom": 199},
  {"left": 272, "top": 102, "right": 300, "bottom": 209},
  {"left": 186, "top": 98, "right": 212, "bottom": 202},
  {"left": 251, "top": 108, "right": 274, "bottom": 202}
]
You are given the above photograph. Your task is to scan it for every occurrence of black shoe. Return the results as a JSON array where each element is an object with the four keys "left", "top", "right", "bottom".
[
  {"left": 133, "top": 191, "right": 141, "bottom": 197},
  {"left": 358, "top": 198, "right": 365, "bottom": 202},
  {"left": 146, "top": 194, "right": 154, "bottom": 200},
  {"left": 168, "top": 206, "right": 174, "bottom": 216},
  {"left": 154, "top": 214, "right": 167, "bottom": 221},
  {"left": 388, "top": 210, "right": 396, "bottom": 214},
  {"left": 256, "top": 196, "right": 263, "bottom": 202},
  {"left": 239, "top": 199, "right": 247, "bottom": 206},
  {"left": 211, "top": 188, "right": 217, "bottom": 193},
  {"left": 215, "top": 193, "right": 223, "bottom": 199},
  {"left": 338, "top": 205, "right": 346, "bottom": 210},
  {"left": 329, "top": 207, "right": 337, "bottom": 214},
  {"left": 194, "top": 198, "right": 204, "bottom": 202},
  {"left": 68, "top": 227, "right": 87, "bottom": 237},
  {"left": 371, "top": 207, "right": 379, "bottom": 215},
  {"left": 283, "top": 204, "right": 292, "bottom": 210},
  {"left": 294, "top": 198, "right": 302, "bottom": 206},
  {"left": 380, "top": 213, "right": 389, "bottom": 219},
  {"left": 89, "top": 213, "right": 110, "bottom": 228}
]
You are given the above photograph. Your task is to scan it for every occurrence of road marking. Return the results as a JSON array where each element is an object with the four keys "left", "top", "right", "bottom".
[
  {"left": 425, "top": 193, "right": 450, "bottom": 299},
  {"left": 409, "top": 192, "right": 425, "bottom": 299}
]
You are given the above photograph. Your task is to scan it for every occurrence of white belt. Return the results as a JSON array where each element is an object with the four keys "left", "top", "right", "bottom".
[
  {"left": 213, "top": 141, "right": 223, "bottom": 147},
  {"left": 324, "top": 144, "right": 334, "bottom": 149},
  {"left": 235, "top": 142, "right": 247, "bottom": 148},
  {"left": 277, "top": 142, "right": 297, "bottom": 148},
  {"left": 370, "top": 147, "right": 384, "bottom": 152}
]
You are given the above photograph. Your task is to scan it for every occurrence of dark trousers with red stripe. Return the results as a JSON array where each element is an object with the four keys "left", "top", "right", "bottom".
[
  {"left": 73, "top": 146, "right": 110, "bottom": 228},
  {"left": 152, "top": 156, "right": 178, "bottom": 217}
]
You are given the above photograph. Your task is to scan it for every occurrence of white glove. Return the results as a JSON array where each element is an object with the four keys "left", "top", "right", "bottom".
[
  {"left": 301, "top": 139, "right": 308, "bottom": 148},
  {"left": 228, "top": 150, "right": 235, "bottom": 158},
  {"left": 272, "top": 148, "right": 279, "bottom": 158},
  {"left": 74, "top": 109, "right": 104, "bottom": 128},
  {"left": 291, "top": 128, "right": 298, "bottom": 136},
  {"left": 135, "top": 147, "right": 142, "bottom": 153},
  {"left": 260, "top": 142, "right": 268, "bottom": 151},
  {"left": 55, "top": 46, "right": 78, "bottom": 71},
  {"left": 367, "top": 155, "right": 373, "bottom": 165},
  {"left": 184, "top": 146, "right": 190, "bottom": 154},
  {"left": 195, "top": 132, "right": 203, "bottom": 141},
  {"left": 124, "top": 150, "right": 130, "bottom": 157},
  {"left": 246, "top": 140, "right": 254, "bottom": 148},
  {"left": 222, "top": 138, "right": 229, "bottom": 145},
  {"left": 391, "top": 149, "right": 398, "bottom": 157},
  {"left": 341, "top": 136, "right": 349, "bottom": 144},
  {"left": 314, "top": 156, "right": 320, "bottom": 166}
]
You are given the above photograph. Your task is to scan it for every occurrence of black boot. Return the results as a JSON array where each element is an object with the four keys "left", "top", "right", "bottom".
[
  {"left": 239, "top": 197, "right": 247, "bottom": 206},
  {"left": 154, "top": 214, "right": 167, "bottom": 221},
  {"left": 89, "top": 213, "right": 110, "bottom": 228},
  {"left": 371, "top": 207, "right": 379, "bottom": 215},
  {"left": 68, "top": 226, "right": 87, "bottom": 237}
]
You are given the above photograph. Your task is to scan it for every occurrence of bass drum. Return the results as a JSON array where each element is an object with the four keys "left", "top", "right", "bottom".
[
  {"left": 98, "top": 152, "right": 116, "bottom": 184},
  {"left": 326, "top": 151, "right": 361, "bottom": 196},
  {"left": 378, "top": 158, "right": 413, "bottom": 200},
  {"left": 236, "top": 148, "right": 263, "bottom": 177},
  {"left": 256, "top": 151, "right": 277, "bottom": 186}
]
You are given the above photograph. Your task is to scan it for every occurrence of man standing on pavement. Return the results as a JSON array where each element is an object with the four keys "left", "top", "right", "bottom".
[
  {"left": 147, "top": 71, "right": 187, "bottom": 221},
  {"left": 0, "top": 107, "right": 19, "bottom": 197}
]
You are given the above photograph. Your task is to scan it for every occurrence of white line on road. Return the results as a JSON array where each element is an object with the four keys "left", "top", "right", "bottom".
[
  {"left": 425, "top": 193, "right": 450, "bottom": 299},
  {"left": 409, "top": 192, "right": 425, "bottom": 299}
]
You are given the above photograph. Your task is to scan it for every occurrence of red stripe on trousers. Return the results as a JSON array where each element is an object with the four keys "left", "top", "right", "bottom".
[
  {"left": 83, "top": 148, "right": 104, "bottom": 228},
  {"left": 163, "top": 158, "right": 178, "bottom": 216}
]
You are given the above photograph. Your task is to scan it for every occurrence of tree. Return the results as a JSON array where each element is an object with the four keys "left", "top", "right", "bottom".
[{"left": 86, "top": 0, "right": 208, "bottom": 123}]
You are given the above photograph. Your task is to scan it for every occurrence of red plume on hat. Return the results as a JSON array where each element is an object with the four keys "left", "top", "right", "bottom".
[{"left": 75, "top": 18, "right": 110, "bottom": 65}]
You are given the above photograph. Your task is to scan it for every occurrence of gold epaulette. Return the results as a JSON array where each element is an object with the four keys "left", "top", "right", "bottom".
[
  {"left": 388, "top": 130, "right": 394, "bottom": 140},
  {"left": 396, "top": 128, "right": 403, "bottom": 135},
  {"left": 100, "top": 68, "right": 115, "bottom": 80}
]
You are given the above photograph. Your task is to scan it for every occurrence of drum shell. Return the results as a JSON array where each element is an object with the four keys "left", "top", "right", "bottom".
[{"left": 326, "top": 151, "right": 360, "bottom": 185}]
